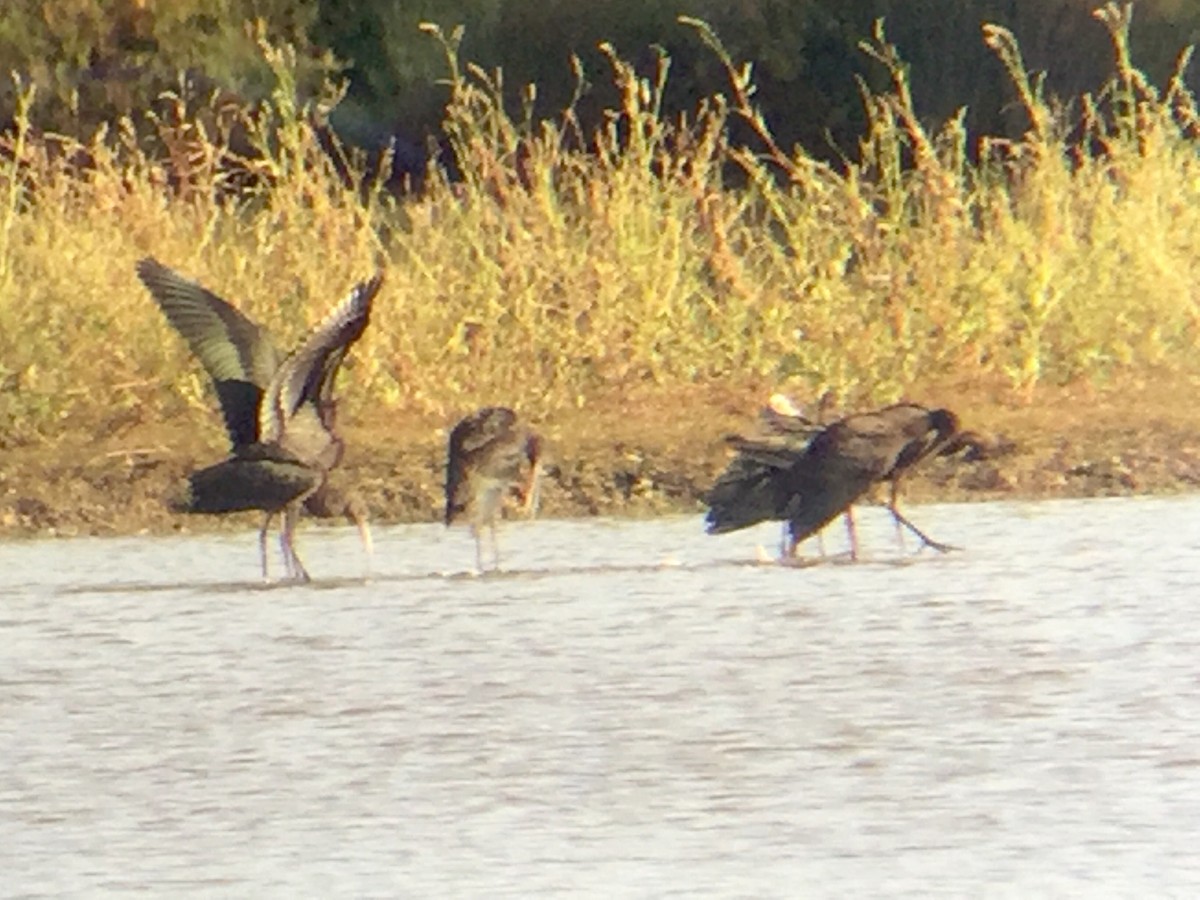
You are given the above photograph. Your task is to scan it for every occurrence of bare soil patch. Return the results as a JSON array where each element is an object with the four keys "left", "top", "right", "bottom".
[{"left": 4, "top": 373, "right": 1200, "bottom": 539}]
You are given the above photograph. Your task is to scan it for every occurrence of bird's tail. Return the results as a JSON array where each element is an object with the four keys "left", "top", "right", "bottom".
[{"left": 704, "top": 452, "right": 786, "bottom": 534}]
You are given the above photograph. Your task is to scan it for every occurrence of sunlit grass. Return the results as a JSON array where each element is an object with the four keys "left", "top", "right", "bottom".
[{"left": 2, "top": 3, "right": 1198, "bottom": 448}]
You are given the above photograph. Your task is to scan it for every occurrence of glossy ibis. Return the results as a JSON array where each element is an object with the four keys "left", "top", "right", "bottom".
[
  {"left": 706, "top": 402, "right": 960, "bottom": 560},
  {"left": 706, "top": 393, "right": 826, "bottom": 558},
  {"left": 139, "top": 258, "right": 381, "bottom": 579},
  {"left": 444, "top": 407, "right": 542, "bottom": 571}
]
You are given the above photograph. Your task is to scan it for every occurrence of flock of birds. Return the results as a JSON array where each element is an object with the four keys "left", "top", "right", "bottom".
[{"left": 137, "top": 261, "right": 969, "bottom": 581}]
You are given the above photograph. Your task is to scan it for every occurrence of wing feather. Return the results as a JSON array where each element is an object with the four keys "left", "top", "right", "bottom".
[
  {"left": 136, "top": 257, "right": 280, "bottom": 447},
  {"left": 259, "top": 273, "right": 381, "bottom": 444}
]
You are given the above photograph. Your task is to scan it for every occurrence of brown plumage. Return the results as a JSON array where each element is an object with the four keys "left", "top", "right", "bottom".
[
  {"left": 139, "top": 258, "right": 381, "bottom": 580},
  {"left": 707, "top": 402, "right": 961, "bottom": 560},
  {"left": 707, "top": 394, "right": 827, "bottom": 557},
  {"left": 444, "top": 407, "right": 542, "bottom": 571}
]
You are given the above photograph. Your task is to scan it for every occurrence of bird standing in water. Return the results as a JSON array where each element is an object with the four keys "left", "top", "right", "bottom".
[
  {"left": 707, "top": 402, "right": 961, "bottom": 561},
  {"left": 706, "top": 392, "right": 830, "bottom": 558},
  {"left": 137, "top": 258, "right": 381, "bottom": 580},
  {"left": 444, "top": 407, "right": 542, "bottom": 571}
]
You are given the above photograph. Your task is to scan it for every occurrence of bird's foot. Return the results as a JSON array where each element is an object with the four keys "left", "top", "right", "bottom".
[
  {"left": 286, "top": 565, "right": 312, "bottom": 584},
  {"left": 891, "top": 510, "right": 960, "bottom": 556},
  {"left": 915, "top": 535, "right": 960, "bottom": 554}
]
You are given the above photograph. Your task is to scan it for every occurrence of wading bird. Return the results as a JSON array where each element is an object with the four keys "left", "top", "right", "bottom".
[
  {"left": 706, "top": 402, "right": 961, "bottom": 561},
  {"left": 137, "top": 258, "right": 381, "bottom": 580},
  {"left": 707, "top": 393, "right": 827, "bottom": 558},
  {"left": 444, "top": 407, "right": 542, "bottom": 571}
]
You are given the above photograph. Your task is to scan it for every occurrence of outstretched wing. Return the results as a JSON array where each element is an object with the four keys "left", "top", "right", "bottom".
[
  {"left": 136, "top": 257, "right": 280, "bottom": 447},
  {"left": 259, "top": 273, "right": 381, "bottom": 445}
]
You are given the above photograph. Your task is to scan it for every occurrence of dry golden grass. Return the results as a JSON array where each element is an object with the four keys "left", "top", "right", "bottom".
[{"left": 2, "top": 4, "right": 1199, "bottom": 450}]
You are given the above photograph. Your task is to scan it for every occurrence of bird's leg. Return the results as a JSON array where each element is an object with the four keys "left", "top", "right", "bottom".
[
  {"left": 889, "top": 482, "right": 906, "bottom": 552},
  {"left": 265, "top": 509, "right": 298, "bottom": 579},
  {"left": 780, "top": 522, "right": 800, "bottom": 561},
  {"left": 471, "top": 525, "right": 484, "bottom": 573},
  {"left": 490, "top": 522, "right": 501, "bottom": 571},
  {"left": 784, "top": 528, "right": 826, "bottom": 560},
  {"left": 278, "top": 515, "right": 303, "bottom": 579},
  {"left": 278, "top": 530, "right": 296, "bottom": 580},
  {"left": 279, "top": 529, "right": 298, "bottom": 579},
  {"left": 844, "top": 507, "right": 859, "bottom": 561},
  {"left": 258, "top": 512, "right": 276, "bottom": 581},
  {"left": 890, "top": 507, "right": 959, "bottom": 553},
  {"left": 887, "top": 487, "right": 958, "bottom": 554},
  {"left": 282, "top": 503, "right": 311, "bottom": 582}
]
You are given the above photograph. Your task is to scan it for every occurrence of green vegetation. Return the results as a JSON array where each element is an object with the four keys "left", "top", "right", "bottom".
[
  {"left": 6, "top": 2, "right": 1200, "bottom": 157},
  {"left": 1, "top": 3, "right": 1199, "bottom": 450}
]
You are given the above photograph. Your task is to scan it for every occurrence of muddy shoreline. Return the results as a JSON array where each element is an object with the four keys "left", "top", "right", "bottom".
[{"left": 4, "top": 377, "right": 1200, "bottom": 539}]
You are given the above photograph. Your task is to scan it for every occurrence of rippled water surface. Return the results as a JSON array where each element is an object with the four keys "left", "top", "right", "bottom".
[{"left": 3, "top": 496, "right": 1200, "bottom": 896}]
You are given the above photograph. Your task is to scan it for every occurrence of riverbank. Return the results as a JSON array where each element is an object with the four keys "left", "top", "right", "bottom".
[{"left": 3, "top": 372, "right": 1200, "bottom": 539}]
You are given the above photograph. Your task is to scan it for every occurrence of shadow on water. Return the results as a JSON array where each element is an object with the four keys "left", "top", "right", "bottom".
[
  {"left": 52, "top": 549, "right": 955, "bottom": 597},
  {"left": 54, "top": 575, "right": 371, "bottom": 597}
]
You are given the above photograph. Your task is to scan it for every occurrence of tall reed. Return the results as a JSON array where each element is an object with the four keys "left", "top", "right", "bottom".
[{"left": 1, "top": 3, "right": 1197, "bottom": 447}]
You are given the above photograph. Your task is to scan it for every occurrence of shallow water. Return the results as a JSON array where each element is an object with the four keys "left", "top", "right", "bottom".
[{"left": 2, "top": 496, "right": 1199, "bottom": 896}]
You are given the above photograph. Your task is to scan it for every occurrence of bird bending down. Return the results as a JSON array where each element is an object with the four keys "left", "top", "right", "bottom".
[
  {"left": 444, "top": 407, "right": 542, "bottom": 571},
  {"left": 706, "top": 403, "right": 960, "bottom": 561},
  {"left": 138, "top": 258, "right": 381, "bottom": 580}
]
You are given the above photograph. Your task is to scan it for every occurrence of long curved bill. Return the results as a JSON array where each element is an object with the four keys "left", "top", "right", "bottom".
[
  {"left": 521, "top": 461, "right": 543, "bottom": 517},
  {"left": 340, "top": 491, "right": 374, "bottom": 576},
  {"left": 354, "top": 512, "right": 374, "bottom": 575}
]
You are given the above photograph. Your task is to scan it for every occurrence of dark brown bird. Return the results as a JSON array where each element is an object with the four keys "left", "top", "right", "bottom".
[
  {"left": 706, "top": 403, "right": 960, "bottom": 560},
  {"left": 137, "top": 258, "right": 380, "bottom": 580},
  {"left": 708, "top": 393, "right": 827, "bottom": 558},
  {"left": 444, "top": 407, "right": 542, "bottom": 571}
]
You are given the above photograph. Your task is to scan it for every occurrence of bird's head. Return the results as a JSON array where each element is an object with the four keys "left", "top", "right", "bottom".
[{"left": 928, "top": 408, "right": 960, "bottom": 444}]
